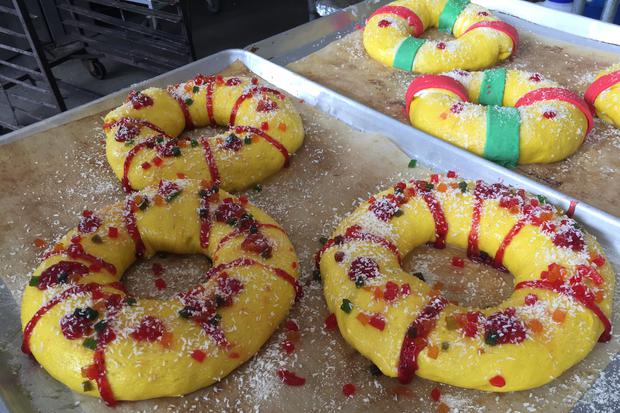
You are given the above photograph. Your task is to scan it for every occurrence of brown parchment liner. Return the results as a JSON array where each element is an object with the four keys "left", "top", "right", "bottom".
[{"left": 0, "top": 61, "right": 618, "bottom": 413}]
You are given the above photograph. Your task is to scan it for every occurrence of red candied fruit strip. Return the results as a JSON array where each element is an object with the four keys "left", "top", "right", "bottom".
[
  {"left": 591, "top": 254, "right": 606, "bottom": 267},
  {"left": 462, "top": 21, "right": 519, "bottom": 54},
  {"left": 369, "top": 5, "right": 424, "bottom": 37},
  {"left": 514, "top": 88, "right": 594, "bottom": 134},
  {"left": 584, "top": 70, "right": 620, "bottom": 109},
  {"left": 405, "top": 75, "right": 469, "bottom": 115},
  {"left": 369, "top": 314, "right": 386, "bottom": 331}
]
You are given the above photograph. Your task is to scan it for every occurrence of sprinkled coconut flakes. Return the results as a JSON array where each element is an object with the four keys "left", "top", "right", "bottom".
[
  {"left": 167, "top": 83, "right": 193, "bottom": 101},
  {"left": 353, "top": 209, "right": 398, "bottom": 241}
]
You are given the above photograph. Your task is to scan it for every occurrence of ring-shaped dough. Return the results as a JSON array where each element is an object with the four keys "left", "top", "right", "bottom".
[
  {"left": 21, "top": 179, "right": 301, "bottom": 405},
  {"left": 405, "top": 69, "right": 593, "bottom": 166},
  {"left": 363, "top": 0, "right": 518, "bottom": 74},
  {"left": 104, "top": 75, "right": 304, "bottom": 192},
  {"left": 318, "top": 175, "right": 613, "bottom": 391}
]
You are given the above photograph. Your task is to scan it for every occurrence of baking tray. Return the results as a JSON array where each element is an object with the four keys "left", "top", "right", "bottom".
[{"left": 0, "top": 48, "right": 618, "bottom": 413}]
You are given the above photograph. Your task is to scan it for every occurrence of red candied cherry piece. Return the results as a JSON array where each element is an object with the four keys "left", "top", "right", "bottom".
[
  {"left": 130, "top": 316, "right": 165, "bottom": 342},
  {"left": 325, "top": 313, "right": 338, "bottom": 331},
  {"left": 276, "top": 369, "right": 306, "bottom": 386},
  {"left": 281, "top": 340, "right": 295, "bottom": 354},
  {"left": 154, "top": 278, "right": 167, "bottom": 290},
  {"left": 489, "top": 375, "right": 506, "bottom": 387},
  {"left": 60, "top": 313, "right": 93, "bottom": 340},
  {"left": 451, "top": 257, "right": 465, "bottom": 268},
  {"left": 107, "top": 227, "right": 119, "bottom": 238},
  {"left": 191, "top": 349, "right": 207, "bottom": 362},
  {"left": 524, "top": 293, "right": 538, "bottom": 305},
  {"left": 342, "top": 383, "right": 356, "bottom": 397},
  {"left": 285, "top": 320, "right": 299, "bottom": 331},
  {"left": 383, "top": 281, "right": 400, "bottom": 301}
]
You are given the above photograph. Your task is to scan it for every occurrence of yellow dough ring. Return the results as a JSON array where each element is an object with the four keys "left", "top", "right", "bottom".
[
  {"left": 317, "top": 174, "right": 613, "bottom": 391},
  {"left": 363, "top": 0, "right": 518, "bottom": 74},
  {"left": 21, "top": 179, "right": 301, "bottom": 405},
  {"left": 405, "top": 69, "right": 594, "bottom": 166},
  {"left": 585, "top": 63, "right": 620, "bottom": 128},
  {"left": 104, "top": 75, "right": 304, "bottom": 192}
]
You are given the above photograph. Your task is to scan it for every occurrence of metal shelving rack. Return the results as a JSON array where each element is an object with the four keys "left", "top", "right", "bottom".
[
  {"left": 54, "top": 0, "right": 196, "bottom": 74},
  {"left": 0, "top": 0, "right": 71, "bottom": 132},
  {"left": 0, "top": 0, "right": 196, "bottom": 134}
]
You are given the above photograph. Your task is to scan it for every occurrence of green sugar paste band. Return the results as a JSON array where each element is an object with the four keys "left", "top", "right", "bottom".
[
  {"left": 479, "top": 68, "right": 507, "bottom": 106},
  {"left": 438, "top": 0, "right": 470, "bottom": 33},
  {"left": 484, "top": 105, "right": 520, "bottom": 167},
  {"left": 393, "top": 37, "right": 427, "bottom": 71}
]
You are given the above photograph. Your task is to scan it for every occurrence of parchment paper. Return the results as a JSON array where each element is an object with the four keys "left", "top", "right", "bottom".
[{"left": 0, "top": 62, "right": 618, "bottom": 413}]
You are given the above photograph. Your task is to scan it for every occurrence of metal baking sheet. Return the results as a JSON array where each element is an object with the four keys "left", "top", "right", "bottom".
[{"left": 0, "top": 49, "right": 618, "bottom": 413}]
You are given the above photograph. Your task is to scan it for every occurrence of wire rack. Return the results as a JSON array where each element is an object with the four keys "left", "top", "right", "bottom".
[
  {"left": 0, "top": 0, "right": 74, "bottom": 132},
  {"left": 54, "top": 0, "right": 195, "bottom": 74}
]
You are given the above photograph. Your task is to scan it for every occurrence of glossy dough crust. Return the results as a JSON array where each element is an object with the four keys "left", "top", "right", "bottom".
[
  {"left": 405, "top": 69, "right": 592, "bottom": 166},
  {"left": 363, "top": 0, "right": 518, "bottom": 74},
  {"left": 104, "top": 75, "right": 304, "bottom": 192},
  {"left": 585, "top": 63, "right": 620, "bottom": 128},
  {"left": 318, "top": 175, "right": 613, "bottom": 392},
  {"left": 21, "top": 179, "right": 301, "bottom": 405}
]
